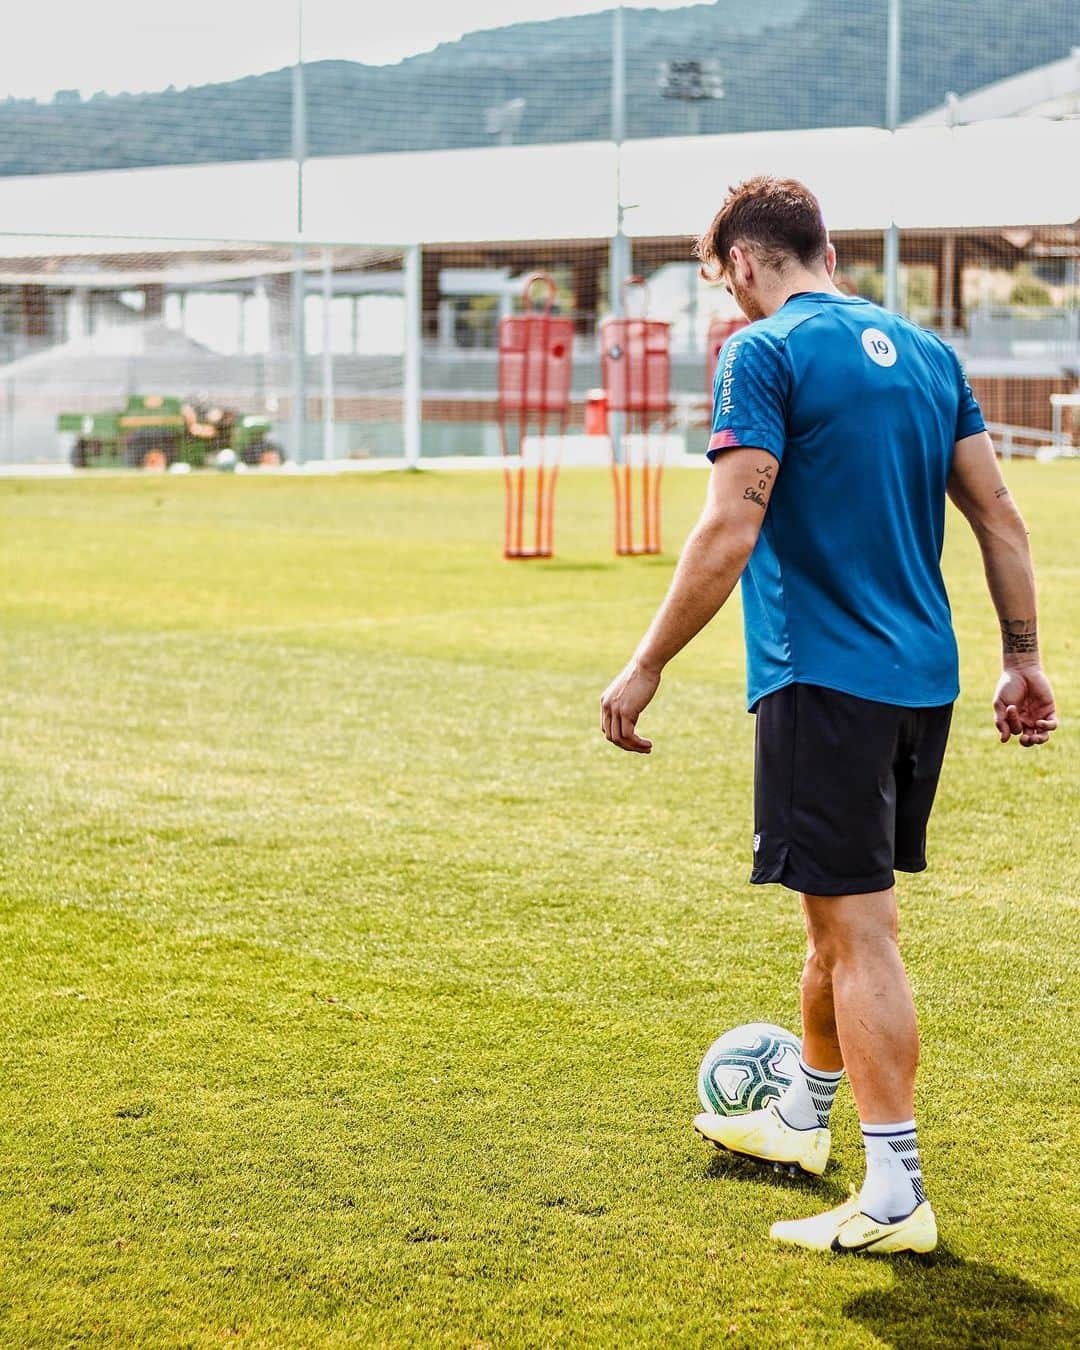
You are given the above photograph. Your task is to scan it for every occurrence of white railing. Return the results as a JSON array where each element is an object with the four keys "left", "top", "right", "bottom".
[{"left": 986, "top": 420, "right": 1075, "bottom": 460}]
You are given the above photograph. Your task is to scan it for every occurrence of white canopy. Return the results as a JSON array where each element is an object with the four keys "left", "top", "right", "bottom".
[
  {"left": 621, "top": 127, "right": 895, "bottom": 238},
  {"left": 888, "top": 119, "right": 1080, "bottom": 230},
  {"left": 0, "top": 118, "right": 1075, "bottom": 249},
  {"left": 908, "top": 51, "right": 1080, "bottom": 126}
]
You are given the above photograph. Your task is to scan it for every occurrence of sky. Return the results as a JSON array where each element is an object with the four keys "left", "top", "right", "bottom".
[{"left": 1, "top": 0, "right": 696, "bottom": 101}]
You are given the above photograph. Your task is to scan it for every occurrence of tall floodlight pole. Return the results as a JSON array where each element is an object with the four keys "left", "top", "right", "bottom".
[
  {"left": 609, "top": 6, "right": 630, "bottom": 470},
  {"left": 883, "top": 0, "right": 901, "bottom": 313},
  {"left": 610, "top": 5, "right": 630, "bottom": 320},
  {"left": 291, "top": 0, "right": 307, "bottom": 463}
]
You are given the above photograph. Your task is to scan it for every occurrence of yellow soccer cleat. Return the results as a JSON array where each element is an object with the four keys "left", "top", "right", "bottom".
[
  {"left": 693, "top": 1101, "right": 831, "bottom": 1177},
  {"left": 770, "top": 1193, "right": 938, "bottom": 1254}
]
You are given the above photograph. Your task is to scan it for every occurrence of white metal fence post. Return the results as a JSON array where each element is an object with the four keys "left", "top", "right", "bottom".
[
  {"left": 609, "top": 6, "right": 628, "bottom": 461},
  {"left": 403, "top": 243, "right": 422, "bottom": 468},
  {"left": 883, "top": 0, "right": 901, "bottom": 313},
  {"left": 291, "top": 249, "right": 306, "bottom": 464},
  {"left": 610, "top": 4, "right": 627, "bottom": 320},
  {"left": 290, "top": 1, "right": 307, "bottom": 464},
  {"left": 321, "top": 248, "right": 335, "bottom": 461}
]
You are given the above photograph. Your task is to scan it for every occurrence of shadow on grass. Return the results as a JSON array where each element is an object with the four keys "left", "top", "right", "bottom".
[
  {"left": 843, "top": 1245, "right": 1079, "bottom": 1350},
  {"left": 702, "top": 1147, "right": 849, "bottom": 1203}
]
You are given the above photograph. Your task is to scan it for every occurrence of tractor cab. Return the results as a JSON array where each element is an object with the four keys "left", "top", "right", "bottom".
[{"left": 182, "top": 399, "right": 236, "bottom": 442}]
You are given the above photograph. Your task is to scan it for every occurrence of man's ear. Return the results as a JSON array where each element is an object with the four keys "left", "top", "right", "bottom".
[
  {"left": 825, "top": 242, "right": 837, "bottom": 277},
  {"left": 729, "top": 244, "right": 751, "bottom": 285}
]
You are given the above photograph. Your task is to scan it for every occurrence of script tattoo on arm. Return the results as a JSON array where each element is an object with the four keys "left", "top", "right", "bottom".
[
  {"left": 742, "top": 463, "right": 774, "bottom": 510},
  {"left": 994, "top": 485, "right": 1009, "bottom": 499},
  {"left": 1001, "top": 618, "right": 1038, "bottom": 655}
]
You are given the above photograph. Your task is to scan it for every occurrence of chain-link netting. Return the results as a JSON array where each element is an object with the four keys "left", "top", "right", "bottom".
[
  {"left": 0, "top": 2, "right": 1077, "bottom": 466},
  {"left": 0, "top": 241, "right": 408, "bottom": 466},
  {"left": 5, "top": 2, "right": 1078, "bottom": 166}
]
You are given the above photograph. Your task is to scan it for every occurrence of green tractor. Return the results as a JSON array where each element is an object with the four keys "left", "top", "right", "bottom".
[{"left": 59, "top": 394, "right": 283, "bottom": 469}]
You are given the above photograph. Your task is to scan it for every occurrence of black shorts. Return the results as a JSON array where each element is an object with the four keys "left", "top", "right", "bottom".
[{"left": 751, "top": 683, "right": 953, "bottom": 897}]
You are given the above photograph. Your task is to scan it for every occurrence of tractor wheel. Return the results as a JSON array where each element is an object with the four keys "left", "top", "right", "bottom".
[
  {"left": 71, "top": 438, "right": 93, "bottom": 468},
  {"left": 241, "top": 436, "right": 282, "bottom": 467},
  {"left": 126, "top": 428, "right": 178, "bottom": 468}
]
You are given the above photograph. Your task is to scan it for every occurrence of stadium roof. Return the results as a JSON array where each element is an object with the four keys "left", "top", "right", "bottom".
[
  {"left": 0, "top": 119, "right": 1076, "bottom": 252},
  {"left": 0, "top": 241, "right": 396, "bottom": 288},
  {"left": 907, "top": 49, "right": 1080, "bottom": 127},
  {"left": 620, "top": 121, "right": 1080, "bottom": 237}
]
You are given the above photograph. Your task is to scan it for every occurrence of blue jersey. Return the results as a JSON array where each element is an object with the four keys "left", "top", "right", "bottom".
[{"left": 708, "top": 292, "right": 985, "bottom": 710}]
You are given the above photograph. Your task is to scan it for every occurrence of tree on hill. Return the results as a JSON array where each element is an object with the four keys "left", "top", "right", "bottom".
[{"left": 0, "top": 0, "right": 1076, "bottom": 177}]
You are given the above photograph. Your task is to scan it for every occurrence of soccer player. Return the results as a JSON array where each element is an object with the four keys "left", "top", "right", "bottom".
[{"left": 600, "top": 177, "right": 1058, "bottom": 1254}]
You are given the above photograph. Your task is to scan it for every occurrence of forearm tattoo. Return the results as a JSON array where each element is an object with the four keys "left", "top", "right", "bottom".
[
  {"left": 742, "top": 464, "right": 774, "bottom": 510},
  {"left": 1001, "top": 618, "right": 1038, "bottom": 654}
]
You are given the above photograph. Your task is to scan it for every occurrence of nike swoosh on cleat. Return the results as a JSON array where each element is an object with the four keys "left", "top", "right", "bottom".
[{"left": 830, "top": 1231, "right": 894, "bottom": 1254}]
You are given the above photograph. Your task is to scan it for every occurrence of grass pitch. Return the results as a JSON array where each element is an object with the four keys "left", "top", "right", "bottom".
[{"left": 1, "top": 465, "right": 1077, "bottom": 1348}]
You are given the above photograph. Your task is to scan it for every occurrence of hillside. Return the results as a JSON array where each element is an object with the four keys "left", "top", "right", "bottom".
[{"left": 0, "top": 0, "right": 1076, "bottom": 177}]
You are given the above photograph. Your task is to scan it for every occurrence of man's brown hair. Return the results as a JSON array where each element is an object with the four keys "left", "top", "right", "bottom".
[{"left": 695, "top": 176, "right": 828, "bottom": 281}]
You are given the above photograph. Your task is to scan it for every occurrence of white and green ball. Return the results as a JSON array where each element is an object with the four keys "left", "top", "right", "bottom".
[{"left": 696, "top": 1022, "right": 801, "bottom": 1116}]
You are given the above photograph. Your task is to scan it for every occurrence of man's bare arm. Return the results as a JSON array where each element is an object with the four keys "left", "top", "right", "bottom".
[
  {"left": 948, "top": 431, "right": 1057, "bottom": 746},
  {"left": 600, "top": 448, "right": 779, "bottom": 753}
]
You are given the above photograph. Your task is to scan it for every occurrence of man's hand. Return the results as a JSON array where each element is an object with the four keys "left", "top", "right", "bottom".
[
  {"left": 992, "top": 667, "right": 1058, "bottom": 747},
  {"left": 949, "top": 433, "right": 1058, "bottom": 751},
  {"left": 600, "top": 660, "right": 660, "bottom": 754}
]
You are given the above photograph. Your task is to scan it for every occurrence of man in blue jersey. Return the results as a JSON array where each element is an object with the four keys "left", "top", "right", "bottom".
[{"left": 600, "top": 176, "right": 1057, "bottom": 1254}]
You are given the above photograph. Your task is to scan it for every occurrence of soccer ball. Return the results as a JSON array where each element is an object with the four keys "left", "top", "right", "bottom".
[
  {"left": 214, "top": 447, "right": 238, "bottom": 472},
  {"left": 697, "top": 1022, "right": 801, "bottom": 1116}
]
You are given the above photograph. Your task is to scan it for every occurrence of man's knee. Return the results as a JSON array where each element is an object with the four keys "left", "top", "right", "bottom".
[
  {"left": 804, "top": 893, "right": 900, "bottom": 973},
  {"left": 801, "top": 947, "right": 833, "bottom": 994}
]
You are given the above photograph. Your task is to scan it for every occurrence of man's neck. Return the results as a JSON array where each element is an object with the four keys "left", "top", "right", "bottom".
[{"left": 762, "top": 269, "right": 841, "bottom": 317}]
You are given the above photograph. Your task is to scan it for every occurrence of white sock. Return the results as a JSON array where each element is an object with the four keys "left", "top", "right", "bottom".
[
  {"left": 775, "top": 1058, "right": 843, "bottom": 1131},
  {"left": 859, "top": 1120, "right": 927, "bottom": 1223}
]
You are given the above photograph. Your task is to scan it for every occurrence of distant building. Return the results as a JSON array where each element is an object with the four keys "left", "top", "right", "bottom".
[{"left": 908, "top": 49, "right": 1080, "bottom": 126}]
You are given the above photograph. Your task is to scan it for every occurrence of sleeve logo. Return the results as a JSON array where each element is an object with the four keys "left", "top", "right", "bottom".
[
  {"left": 861, "top": 328, "right": 897, "bottom": 367},
  {"left": 719, "top": 339, "right": 741, "bottom": 415}
]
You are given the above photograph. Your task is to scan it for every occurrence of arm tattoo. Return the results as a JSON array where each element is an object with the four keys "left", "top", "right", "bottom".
[
  {"left": 994, "top": 485, "right": 1009, "bottom": 499},
  {"left": 1001, "top": 618, "right": 1038, "bottom": 654},
  {"left": 742, "top": 464, "right": 774, "bottom": 510}
]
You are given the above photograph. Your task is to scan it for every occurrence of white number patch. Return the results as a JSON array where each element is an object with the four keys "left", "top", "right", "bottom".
[{"left": 861, "top": 327, "right": 897, "bottom": 367}]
